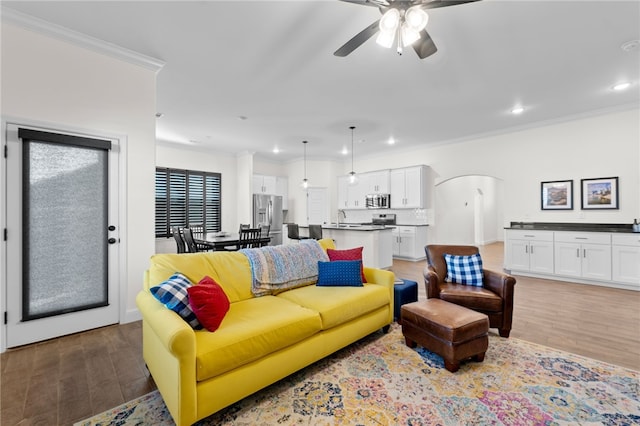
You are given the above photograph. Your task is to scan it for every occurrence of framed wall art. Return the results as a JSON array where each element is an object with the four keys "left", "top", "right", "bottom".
[
  {"left": 541, "top": 180, "right": 573, "bottom": 210},
  {"left": 581, "top": 177, "right": 619, "bottom": 210}
]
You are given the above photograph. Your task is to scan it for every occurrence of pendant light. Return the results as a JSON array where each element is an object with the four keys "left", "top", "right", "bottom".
[
  {"left": 348, "top": 126, "right": 358, "bottom": 186},
  {"left": 301, "top": 140, "right": 309, "bottom": 190}
]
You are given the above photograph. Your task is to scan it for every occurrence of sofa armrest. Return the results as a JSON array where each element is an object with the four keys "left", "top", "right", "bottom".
[
  {"left": 136, "top": 290, "right": 196, "bottom": 360},
  {"left": 363, "top": 267, "right": 394, "bottom": 288},
  {"left": 423, "top": 265, "right": 441, "bottom": 298},
  {"left": 363, "top": 267, "right": 395, "bottom": 324}
]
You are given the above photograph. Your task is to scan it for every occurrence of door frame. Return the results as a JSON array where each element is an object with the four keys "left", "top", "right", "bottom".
[{"left": 0, "top": 117, "right": 128, "bottom": 352}]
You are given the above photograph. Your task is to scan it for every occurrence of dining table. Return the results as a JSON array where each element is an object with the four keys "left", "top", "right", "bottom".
[{"left": 194, "top": 232, "right": 271, "bottom": 251}]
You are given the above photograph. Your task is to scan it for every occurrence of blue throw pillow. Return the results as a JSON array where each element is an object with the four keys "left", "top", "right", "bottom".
[
  {"left": 444, "top": 253, "right": 484, "bottom": 287},
  {"left": 316, "top": 260, "right": 363, "bottom": 287},
  {"left": 150, "top": 272, "right": 202, "bottom": 329}
]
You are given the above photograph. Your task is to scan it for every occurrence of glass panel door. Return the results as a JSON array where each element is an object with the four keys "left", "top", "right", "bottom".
[{"left": 5, "top": 124, "right": 119, "bottom": 347}]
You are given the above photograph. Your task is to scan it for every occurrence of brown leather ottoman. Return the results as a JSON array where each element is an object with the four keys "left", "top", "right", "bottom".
[{"left": 401, "top": 299, "right": 489, "bottom": 372}]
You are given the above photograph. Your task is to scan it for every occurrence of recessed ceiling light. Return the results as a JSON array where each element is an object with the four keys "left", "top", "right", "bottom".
[
  {"left": 237, "top": 115, "right": 248, "bottom": 121},
  {"left": 612, "top": 82, "right": 631, "bottom": 91},
  {"left": 387, "top": 137, "right": 396, "bottom": 145},
  {"left": 621, "top": 40, "right": 640, "bottom": 52},
  {"left": 272, "top": 147, "right": 280, "bottom": 154},
  {"left": 155, "top": 112, "right": 164, "bottom": 118},
  {"left": 341, "top": 147, "right": 348, "bottom": 155},
  {"left": 511, "top": 106, "right": 524, "bottom": 115}
]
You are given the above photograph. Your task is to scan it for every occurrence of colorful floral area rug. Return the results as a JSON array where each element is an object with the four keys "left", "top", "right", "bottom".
[{"left": 77, "top": 324, "right": 639, "bottom": 425}]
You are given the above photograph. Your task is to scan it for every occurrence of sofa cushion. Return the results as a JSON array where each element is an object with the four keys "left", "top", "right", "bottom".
[
  {"left": 241, "top": 240, "right": 329, "bottom": 296},
  {"left": 316, "top": 260, "right": 363, "bottom": 287},
  {"left": 326, "top": 247, "right": 367, "bottom": 283},
  {"left": 194, "top": 296, "right": 322, "bottom": 381},
  {"left": 147, "top": 251, "right": 254, "bottom": 303},
  {"left": 277, "top": 283, "right": 389, "bottom": 330},
  {"left": 439, "top": 284, "right": 503, "bottom": 312},
  {"left": 188, "top": 276, "right": 230, "bottom": 332},
  {"left": 444, "top": 253, "right": 484, "bottom": 287},
  {"left": 150, "top": 272, "right": 202, "bottom": 329}
]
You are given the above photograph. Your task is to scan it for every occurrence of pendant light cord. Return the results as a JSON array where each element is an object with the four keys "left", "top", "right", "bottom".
[{"left": 350, "top": 126, "right": 355, "bottom": 174}]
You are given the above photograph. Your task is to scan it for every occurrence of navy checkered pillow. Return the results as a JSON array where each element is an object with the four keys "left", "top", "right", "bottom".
[
  {"left": 150, "top": 272, "right": 202, "bottom": 329},
  {"left": 444, "top": 253, "right": 484, "bottom": 287}
]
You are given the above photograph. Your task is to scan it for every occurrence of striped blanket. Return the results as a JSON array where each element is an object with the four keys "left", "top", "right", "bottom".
[{"left": 240, "top": 240, "right": 329, "bottom": 296}]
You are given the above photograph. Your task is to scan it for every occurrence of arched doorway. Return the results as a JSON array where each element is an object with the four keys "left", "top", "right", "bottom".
[{"left": 433, "top": 175, "right": 504, "bottom": 245}]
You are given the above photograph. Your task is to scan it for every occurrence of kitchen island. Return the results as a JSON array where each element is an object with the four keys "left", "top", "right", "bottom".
[{"left": 300, "top": 224, "right": 393, "bottom": 269}]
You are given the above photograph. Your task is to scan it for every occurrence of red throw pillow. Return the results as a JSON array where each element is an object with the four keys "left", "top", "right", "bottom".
[
  {"left": 326, "top": 247, "right": 366, "bottom": 283},
  {"left": 187, "top": 276, "right": 230, "bottom": 332}
]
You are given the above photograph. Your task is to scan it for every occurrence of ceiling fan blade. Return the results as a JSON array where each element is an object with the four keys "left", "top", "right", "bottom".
[
  {"left": 417, "top": 0, "right": 481, "bottom": 10},
  {"left": 413, "top": 30, "right": 438, "bottom": 59},
  {"left": 339, "top": 0, "right": 389, "bottom": 7},
  {"left": 334, "top": 20, "right": 380, "bottom": 57}
]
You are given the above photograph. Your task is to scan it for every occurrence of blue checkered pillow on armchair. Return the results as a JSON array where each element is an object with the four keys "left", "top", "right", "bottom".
[{"left": 444, "top": 253, "right": 484, "bottom": 287}]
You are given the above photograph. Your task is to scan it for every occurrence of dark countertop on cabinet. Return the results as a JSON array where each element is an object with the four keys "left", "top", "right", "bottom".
[{"left": 506, "top": 222, "right": 636, "bottom": 234}]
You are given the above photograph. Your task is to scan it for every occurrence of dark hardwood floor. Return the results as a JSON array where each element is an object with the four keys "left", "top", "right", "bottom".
[{"left": 2, "top": 242, "right": 638, "bottom": 425}]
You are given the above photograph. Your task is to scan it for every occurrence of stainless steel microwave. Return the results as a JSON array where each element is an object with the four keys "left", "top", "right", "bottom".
[{"left": 365, "top": 194, "right": 391, "bottom": 209}]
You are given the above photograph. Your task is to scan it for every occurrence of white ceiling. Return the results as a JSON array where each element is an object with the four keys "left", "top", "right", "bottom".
[{"left": 3, "top": 0, "right": 639, "bottom": 162}]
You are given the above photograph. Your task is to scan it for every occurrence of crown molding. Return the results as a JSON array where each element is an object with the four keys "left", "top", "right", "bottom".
[{"left": 1, "top": 6, "right": 165, "bottom": 73}]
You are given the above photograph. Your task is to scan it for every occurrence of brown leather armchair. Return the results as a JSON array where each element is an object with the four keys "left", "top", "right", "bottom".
[{"left": 424, "top": 245, "right": 516, "bottom": 338}]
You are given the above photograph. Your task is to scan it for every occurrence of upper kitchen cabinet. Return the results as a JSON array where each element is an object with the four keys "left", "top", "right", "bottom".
[
  {"left": 337, "top": 175, "right": 365, "bottom": 209},
  {"left": 390, "top": 165, "right": 428, "bottom": 208},
  {"left": 361, "top": 170, "right": 390, "bottom": 194},
  {"left": 253, "top": 174, "right": 277, "bottom": 194}
]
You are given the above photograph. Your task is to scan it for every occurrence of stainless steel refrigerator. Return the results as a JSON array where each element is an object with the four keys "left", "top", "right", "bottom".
[{"left": 252, "top": 194, "right": 283, "bottom": 246}]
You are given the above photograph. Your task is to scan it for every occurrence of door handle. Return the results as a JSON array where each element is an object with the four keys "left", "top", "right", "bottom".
[{"left": 108, "top": 238, "right": 117, "bottom": 244}]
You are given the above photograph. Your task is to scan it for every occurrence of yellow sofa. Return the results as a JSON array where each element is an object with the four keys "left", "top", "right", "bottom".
[{"left": 136, "top": 239, "right": 394, "bottom": 426}]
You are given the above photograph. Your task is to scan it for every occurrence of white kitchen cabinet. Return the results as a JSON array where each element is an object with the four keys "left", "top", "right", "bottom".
[
  {"left": 276, "top": 176, "right": 288, "bottom": 210},
  {"left": 611, "top": 234, "right": 640, "bottom": 286},
  {"left": 505, "top": 230, "right": 554, "bottom": 274},
  {"left": 554, "top": 232, "right": 611, "bottom": 281},
  {"left": 392, "top": 226, "right": 428, "bottom": 261},
  {"left": 390, "top": 166, "right": 427, "bottom": 208},
  {"left": 337, "top": 175, "right": 365, "bottom": 209},
  {"left": 361, "top": 170, "right": 390, "bottom": 194},
  {"left": 253, "top": 174, "right": 277, "bottom": 194}
]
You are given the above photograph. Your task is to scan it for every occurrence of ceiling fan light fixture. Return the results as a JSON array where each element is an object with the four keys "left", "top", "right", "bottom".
[
  {"left": 376, "top": 30, "right": 396, "bottom": 48},
  {"left": 405, "top": 6, "right": 429, "bottom": 32},
  {"left": 401, "top": 24, "right": 421, "bottom": 46},
  {"left": 376, "top": 8, "right": 400, "bottom": 48},
  {"left": 379, "top": 8, "right": 400, "bottom": 31}
]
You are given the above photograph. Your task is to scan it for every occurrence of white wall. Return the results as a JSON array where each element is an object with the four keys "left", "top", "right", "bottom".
[
  {"left": 352, "top": 109, "right": 640, "bottom": 229},
  {"left": 435, "top": 175, "right": 503, "bottom": 245},
  {"left": 1, "top": 23, "right": 158, "bottom": 332}
]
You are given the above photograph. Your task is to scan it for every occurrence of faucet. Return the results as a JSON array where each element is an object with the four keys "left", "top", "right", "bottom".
[{"left": 337, "top": 209, "right": 346, "bottom": 227}]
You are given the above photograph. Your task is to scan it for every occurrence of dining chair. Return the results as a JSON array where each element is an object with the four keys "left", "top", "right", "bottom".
[
  {"left": 188, "top": 223, "right": 211, "bottom": 251},
  {"left": 172, "top": 226, "right": 186, "bottom": 253},
  {"left": 238, "top": 227, "right": 262, "bottom": 249},
  {"left": 287, "top": 223, "right": 309, "bottom": 242},
  {"left": 258, "top": 224, "right": 270, "bottom": 247},
  {"left": 308, "top": 224, "right": 323, "bottom": 240},
  {"left": 182, "top": 228, "right": 200, "bottom": 253}
]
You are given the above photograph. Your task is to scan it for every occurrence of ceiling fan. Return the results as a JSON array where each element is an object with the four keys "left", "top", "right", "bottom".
[{"left": 334, "top": 0, "right": 481, "bottom": 59}]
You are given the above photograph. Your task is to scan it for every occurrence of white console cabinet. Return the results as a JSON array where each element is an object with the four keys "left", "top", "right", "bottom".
[
  {"left": 611, "top": 234, "right": 640, "bottom": 287},
  {"left": 554, "top": 232, "right": 611, "bottom": 281},
  {"left": 505, "top": 230, "right": 554, "bottom": 274},
  {"left": 505, "top": 228, "right": 638, "bottom": 291}
]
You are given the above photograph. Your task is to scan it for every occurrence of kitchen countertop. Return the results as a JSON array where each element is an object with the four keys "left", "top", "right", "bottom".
[
  {"left": 300, "top": 224, "right": 394, "bottom": 231},
  {"left": 506, "top": 222, "right": 636, "bottom": 234}
]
